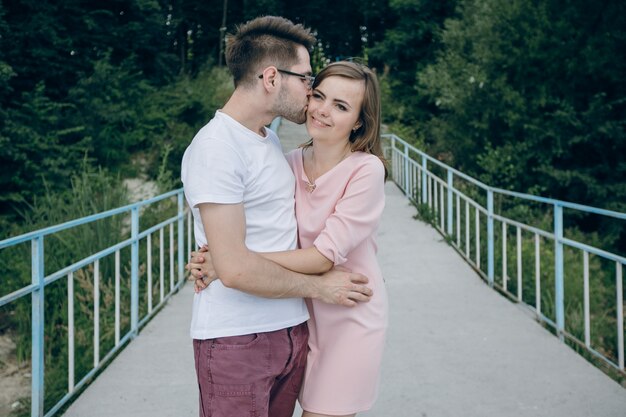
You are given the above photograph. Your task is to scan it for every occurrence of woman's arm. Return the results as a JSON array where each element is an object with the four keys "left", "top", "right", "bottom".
[
  {"left": 187, "top": 245, "right": 333, "bottom": 283},
  {"left": 313, "top": 157, "right": 385, "bottom": 266},
  {"left": 259, "top": 247, "right": 333, "bottom": 274}
]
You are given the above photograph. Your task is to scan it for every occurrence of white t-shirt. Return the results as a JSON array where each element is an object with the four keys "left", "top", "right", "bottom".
[{"left": 181, "top": 111, "right": 309, "bottom": 339}]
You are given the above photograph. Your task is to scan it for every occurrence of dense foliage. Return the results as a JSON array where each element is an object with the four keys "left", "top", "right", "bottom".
[
  {"left": 0, "top": 0, "right": 389, "bottom": 224},
  {"left": 372, "top": 0, "right": 625, "bottom": 249},
  {"left": 2, "top": 0, "right": 623, "bottom": 224}
]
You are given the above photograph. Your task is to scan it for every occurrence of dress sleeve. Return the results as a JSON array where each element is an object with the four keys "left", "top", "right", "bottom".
[{"left": 313, "top": 157, "right": 385, "bottom": 265}]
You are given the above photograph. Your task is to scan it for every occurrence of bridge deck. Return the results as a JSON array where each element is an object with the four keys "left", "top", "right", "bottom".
[{"left": 63, "top": 120, "right": 626, "bottom": 417}]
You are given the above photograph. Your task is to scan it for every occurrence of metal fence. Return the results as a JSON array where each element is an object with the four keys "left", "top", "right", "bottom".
[
  {"left": 384, "top": 134, "right": 625, "bottom": 376},
  {"left": 0, "top": 189, "right": 193, "bottom": 417}
]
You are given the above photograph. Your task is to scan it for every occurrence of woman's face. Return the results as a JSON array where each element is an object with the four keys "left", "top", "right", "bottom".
[{"left": 306, "top": 75, "right": 364, "bottom": 145}]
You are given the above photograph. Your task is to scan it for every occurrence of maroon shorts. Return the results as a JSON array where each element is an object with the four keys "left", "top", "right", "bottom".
[{"left": 193, "top": 321, "right": 308, "bottom": 417}]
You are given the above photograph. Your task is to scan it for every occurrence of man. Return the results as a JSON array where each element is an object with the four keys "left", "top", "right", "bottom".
[{"left": 181, "top": 16, "right": 373, "bottom": 417}]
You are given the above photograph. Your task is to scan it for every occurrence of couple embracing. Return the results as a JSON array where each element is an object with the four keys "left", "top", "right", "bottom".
[{"left": 182, "top": 15, "right": 388, "bottom": 417}]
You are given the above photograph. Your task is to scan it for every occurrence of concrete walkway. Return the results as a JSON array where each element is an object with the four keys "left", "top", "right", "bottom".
[{"left": 64, "top": 123, "right": 626, "bottom": 417}]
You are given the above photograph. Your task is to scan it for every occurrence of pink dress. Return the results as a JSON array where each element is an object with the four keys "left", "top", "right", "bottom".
[{"left": 286, "top": 148, "right": 389, "bottom": 415}]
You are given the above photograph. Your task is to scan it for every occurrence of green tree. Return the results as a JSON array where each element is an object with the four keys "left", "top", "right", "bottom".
[
  {"left": 67, "top": 56, "right": 156, "bottom": 172},
  {"left": 368, "top": 0, "right": 457, "bottom": 136},
  {"left": 0, "top": 0, "right": 184, "bottom": 217},
  {"left": 0, "top": 83, "right": 89, "bottom": 213},
  {"left": 418, "top": 0, "right": 626, "bottom": 245}
]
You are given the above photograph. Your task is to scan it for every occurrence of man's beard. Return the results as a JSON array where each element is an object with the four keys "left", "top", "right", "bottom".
[{"left": 274, "top": 86, "right": 307, "bottom": 124}]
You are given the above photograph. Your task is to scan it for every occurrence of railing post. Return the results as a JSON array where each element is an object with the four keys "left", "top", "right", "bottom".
[
  {"left": 389, "top": 136, "right": 396, "bottom": 182},
  {"left": 68, "top": 271, "right": 75, "bottom": 393},
  {"left": 487, "top": 189, "right": 494, "bottom": 287},
  {"left": 446, "top": 170, "right": 453, "bottom": 236},
  {"left": 403, "top": 143, "right": 410, "bottom": 198},
  {"left": 93, "top": 260, "right": 100, "bottom": 366},
  {"left": 617, "top": 262, "right": 624, "bottom": 371},
  {"left": 31, "top": 236, "right": 45, "bottom": 417},
  {"left": 131, "top": 207, "right": 139, "bottom": 336},
  {"left": 554, "top": 204, "right": 565, "bottom": 341},
  {"left": 421, "top": 155, "right": 428, "bottom": 205},
  {"left": 178, "top": 192, "right": 184, "bottom": 285}
]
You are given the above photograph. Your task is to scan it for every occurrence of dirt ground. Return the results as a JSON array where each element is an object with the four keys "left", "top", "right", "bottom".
[{"left": 0, "top": 334, "right": 30, "bottom": 416}]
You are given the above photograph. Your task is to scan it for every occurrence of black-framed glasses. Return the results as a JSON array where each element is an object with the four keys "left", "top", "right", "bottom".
[{"left": 258, "top": 68, "right": 315, "bottom": 88}]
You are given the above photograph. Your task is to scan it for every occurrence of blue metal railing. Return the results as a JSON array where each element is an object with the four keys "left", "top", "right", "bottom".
[
  {"left": 384, "top": 133, "right": 625, "bottom": 375},
  {"left": 0, "top": 189, "right": 193, "bottom": 417}
]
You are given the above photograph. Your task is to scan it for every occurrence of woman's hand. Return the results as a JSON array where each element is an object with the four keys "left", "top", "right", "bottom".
[{"left": 186, "top": 245, "right": 218, "bottom": 293}]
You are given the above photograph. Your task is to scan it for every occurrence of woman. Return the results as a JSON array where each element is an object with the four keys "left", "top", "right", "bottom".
[{"left": 191, "top": 61, "right": 388, "bottom": 417}]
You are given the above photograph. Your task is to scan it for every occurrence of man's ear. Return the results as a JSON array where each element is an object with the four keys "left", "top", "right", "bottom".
[{"left": 259, "top": 66, "right": 279, "bottom": 90}]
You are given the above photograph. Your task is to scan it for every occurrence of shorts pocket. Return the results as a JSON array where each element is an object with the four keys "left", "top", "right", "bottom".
[
  {"left": 212, "top": 333, "right": 264, "bottom": 349},
  {"left": 212, "top": 384, "right": 255, "bottom": 417}
]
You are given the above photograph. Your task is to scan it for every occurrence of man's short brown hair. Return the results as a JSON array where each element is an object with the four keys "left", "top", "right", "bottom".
[{"left": 225, "top": 16, "right": 315, "bottom": 88}]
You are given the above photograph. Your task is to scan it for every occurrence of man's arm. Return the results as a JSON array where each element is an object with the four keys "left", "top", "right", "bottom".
[
  {"left": 186, "top": 246, "right": 332, "bottom": 291},
  {"left": 259, "top": 248, "right": 333, "bottom": 274},
  {"left": 199, "top": 202, "right": 372, "bottom": 307}
]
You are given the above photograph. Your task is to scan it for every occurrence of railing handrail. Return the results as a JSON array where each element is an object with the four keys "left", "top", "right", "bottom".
[
  {"left": 383, "top": 134, "right": 491, "bottom": 189},
  {"left": 382, "top": 134, "right": 626, "bottom": 220},
  {"left": 0, "top": 188, "right": 184, "bottom": 249},
  {"left": 0, "top": 187, "right": 191, "bottom": 417}
]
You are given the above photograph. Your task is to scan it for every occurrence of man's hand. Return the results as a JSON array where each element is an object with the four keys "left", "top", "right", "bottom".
[
  {"left": 315, "top": 268, "right": 373, "bottom": 307},
  {"left": 186, "top": 245, "right": 217, "bottom": 293}
]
